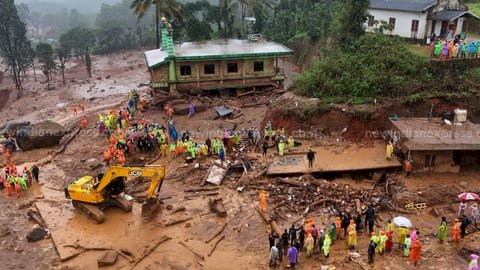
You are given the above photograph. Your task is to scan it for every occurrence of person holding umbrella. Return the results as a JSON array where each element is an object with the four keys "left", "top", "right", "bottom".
[{"left": 460, "top": 200, "right": 468, "bottom": 217}]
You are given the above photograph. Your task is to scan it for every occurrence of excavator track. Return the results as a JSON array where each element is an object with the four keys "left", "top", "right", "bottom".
[
  {"left": 73, "top": 201, "right": 106, "bottom": 224},
  {"left": 113, "top": 196, "right": 132, "bottom": 213}
]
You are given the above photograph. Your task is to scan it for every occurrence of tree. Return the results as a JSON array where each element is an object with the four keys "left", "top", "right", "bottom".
[
  {"left": 36, "top": 42, "right": 55, "bottom": 86},
  {"left": 59, "top": 27, "right": 95, "bottom": 78},
  {"left": 130, "top": 0, "right": 183, "bottom": 48},
  {"left": 96, "top": 21, "right": 125, "bottom": 53},
  {"left": 331, "top": 0, "right": 369, "bottom": 51},
  {"left": 85, "top": 48, "right": 92, "bottom": 78},
  {"left": 56, "top": 47, "right": 67, "bottom": 83},
  {"left": 0, "top": 0, "right": 32, "bottom": 95}
]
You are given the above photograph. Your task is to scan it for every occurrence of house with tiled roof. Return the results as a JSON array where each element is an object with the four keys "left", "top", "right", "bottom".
[{"left": 366, "top": 0, "right": 480, "bottom": 41}]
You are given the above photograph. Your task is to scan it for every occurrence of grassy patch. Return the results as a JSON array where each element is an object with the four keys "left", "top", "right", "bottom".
[{"left": 406, "top": 44, "right": 430, "bottom": 60}]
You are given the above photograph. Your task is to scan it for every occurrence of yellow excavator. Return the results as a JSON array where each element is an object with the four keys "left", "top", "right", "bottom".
[{"left": 65, "top": 164, "right": 165, "bottom": 223}]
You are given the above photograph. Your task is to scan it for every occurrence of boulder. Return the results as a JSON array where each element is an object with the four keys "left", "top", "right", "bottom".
[
  {"left": 26, "top": 227, "right": 48, "bottom": 242},
  {"left": 97, "top": 250, "right": 118, "bottom": 267},
  {"left": 4, "top": 121, "right": 66, "bottom": 151}
]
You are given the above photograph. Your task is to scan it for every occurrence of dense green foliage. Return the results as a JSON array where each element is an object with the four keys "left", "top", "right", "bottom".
[
  {"left": 331, "top": 0, "right": 370, "bottom": 51},
  {"left": 294, "top": 34, "right": 431, "bottom": 100},
  {"left": 35, "top": 42, "right": 55, "bottom": 82},
  {"left": 0, "top": 0, "right": 32, "bottom": 93}
]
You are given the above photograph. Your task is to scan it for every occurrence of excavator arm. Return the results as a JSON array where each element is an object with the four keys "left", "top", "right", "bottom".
[{"left": 95, "top": 165, "right": 165, "bottom": 197}]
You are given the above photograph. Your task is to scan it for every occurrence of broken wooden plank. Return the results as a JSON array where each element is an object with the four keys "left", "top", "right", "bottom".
[
  {"left": 184, "top": 187, "right": 219, "bottom": 192},
  {"left": 208, "top": 235, "right": 225, "bottom": 257},
  {"left": 132, "top": 236, "right": 172, "bottom": 268},
  {"left": 205, "top": 223, "right": 227, "bottom": 243},
  {"left": 178, "top": 241, "right": 205, "bottom": 261},
  {"left": 164, "top": 217, "right": 193, "bottom": 227}
]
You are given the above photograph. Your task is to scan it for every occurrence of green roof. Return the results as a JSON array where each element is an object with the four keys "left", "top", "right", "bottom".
[{"left": 144, "top": 38, "right": 294, "bottom": 68}]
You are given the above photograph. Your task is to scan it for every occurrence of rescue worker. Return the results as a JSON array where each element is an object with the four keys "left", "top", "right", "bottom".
[
  {"left": 14, "top": 175, "right": 21, "bottom": 197},
  {"left": 278, "top": 140, "right": 285, "bottom": 156},
  {"left": 404, "top": 234, "right": 411, "bottom": 257},
  {"left": 160, "top": 143, "right": 168, "bottom": 158},
  {"left": 329, "top": 222, "right": 337, "bottom": 243},
  {"left": 6, "top": 175, "right": 13, "bottom": 196},
  {"left": 348, "top": 225, "right": 357, "bottom": 249},
  {"left": 18, "top": 174, "right": 27, "bottom": 190},
  {"left": 385, "top": 230, "right": 394, "bottom": 252},
  {"left": 452, "top": 218, "right": 461, "bottom": 242},
  {"left": 386, "top": 141, "right": 394, "bottom": 160},
  {"left": 371, "top": 232, "right": 380, "bottom": 253},
  {"left": 409, "top": 239, "right": 422, "bottom": 267},
  {"left": 117, "top": 149, "right": 126, "bottom": 166},
  {"left": 322, "top": 234, "right": 331, "bottom": 258},
  {"left": 378, "top": 231, "right": 387, "bottom": 255},
  {"left": 72, "top": 105, "right": 78, "bottom": 116},
  {"left": 368, "top": 239, "right": 377, "bottom": 264},
  {"left": 80, "top": 116, "right": 87, "bottom": 129},
  {"left": 304, "top": 233, "right": 314, "bottom": 257},
  {"left": 287, "top": 136, "right": 295, "bottom": 152},
  {"left": 103, "top": 149, "right": 112, "bottom": 165}
]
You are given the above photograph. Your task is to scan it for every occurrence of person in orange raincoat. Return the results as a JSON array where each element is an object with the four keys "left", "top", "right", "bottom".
[
  {"left": 14, "top": 177, "right": 21, "bottom": 198},
  {"left": 5, "top": 149, "right": 11, "bottom": 165},
  {"left": 117, "top": 150, "right": 125, "bottom": 165},
  {"left": 109, "top": 134, "right": 117, "bottom": 146},
  {"left": 72, "top": 105, "right": 78, "bottom": 116},
  {"left": 336, "top": 216, "right": 342, "bottom": 239},
  {"left": 409, "top": 239, "right": 422, "bottom": 266},
  {"left": 80, "top": 117, "right": 87, "bottom": 129},
  {"left": 79, "top": 102, "right": 85, "bottom": 112},
  {"left": 452, "top": 218, "right": 461, "bottom": 242},
  {"left": 103, "top": 149, "right": 112, "bottom": 165},
  {"left": 140, "top": 99, "right": 148, "bottom": 112}
]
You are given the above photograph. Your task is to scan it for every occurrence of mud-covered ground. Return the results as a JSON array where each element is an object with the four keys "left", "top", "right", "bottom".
[{"left": 0, "top": 51, "right": 479, "bottom": 270}]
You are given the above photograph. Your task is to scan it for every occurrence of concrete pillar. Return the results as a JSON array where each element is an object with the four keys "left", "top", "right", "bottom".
[{"left": 457, "top": 17, "right": 465, "bottom": 36}]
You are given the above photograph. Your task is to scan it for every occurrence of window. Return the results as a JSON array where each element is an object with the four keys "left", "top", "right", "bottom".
[
  {"left": 253, "top": 61, "right": 264, "bottom": 72},
  {"left": 368, "top": 15, "right": 375, "bottom": 27},
  {"left": 411, "top": 20, "right": 419, "bottom": 32},
  {"left": 204, "top": 64, "right": 215, "bottom": 75},
  {"left": 389, "top": 17, "right": 396, "bottom": 30},
  {"left": 425, "top": 154, "right": 436, "bottom": 168},
  {"left": 180, "top": 65, "right": 191, "bottom": 76},
  {"left": 227, "top": 63, "right": 238, "bottom": 73}
]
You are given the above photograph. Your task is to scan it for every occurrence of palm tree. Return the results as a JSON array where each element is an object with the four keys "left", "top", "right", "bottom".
[{"left": 130, "top": 0, "right": 183, "bottom": 49}]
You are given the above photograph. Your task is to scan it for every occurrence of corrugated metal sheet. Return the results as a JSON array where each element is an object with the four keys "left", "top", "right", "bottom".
[
  {"left": 370, "top": 0, "right": 436, "bottom": 12},
  {"left": 214, "top": 106, "right": 234, "bottom": 117}
]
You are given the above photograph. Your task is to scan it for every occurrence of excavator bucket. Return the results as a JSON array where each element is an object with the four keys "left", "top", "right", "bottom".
[{"left": 141, "top": 199, "right": 160, "bottom": 217}]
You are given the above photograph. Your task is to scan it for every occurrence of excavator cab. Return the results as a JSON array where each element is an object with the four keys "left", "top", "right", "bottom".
[{"left": 65, "top": 165, "right": 165, "bottom": 223}]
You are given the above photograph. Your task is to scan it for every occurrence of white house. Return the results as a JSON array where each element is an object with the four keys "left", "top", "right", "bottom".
[{"left": 367, "top": 0, "right": 480, "bottom": 40}]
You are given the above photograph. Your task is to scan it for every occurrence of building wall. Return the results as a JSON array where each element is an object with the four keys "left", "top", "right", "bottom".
[
  {"left": 150, "top": 65, "right": 169, "bottom": 86},
  {"left": 152, "top": 57, "right": 279, "bottom": 92},
  {"left": 410, "top": 150, "right": 460, "bottom": 173},
  {"left": 367, "top": 9, "right": 428, "bottom": 39},
  {"left": 433, "top": 0, "right": 464, "bottom": 12}
]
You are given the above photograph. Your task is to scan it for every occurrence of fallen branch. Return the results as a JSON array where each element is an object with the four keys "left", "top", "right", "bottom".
[
  {"left": 208, "top": 235, "right": 225, "bottom": 257},
  {"left": 184, "top": 187, "right": 219, "bottom": 192},
  {"left": 132, "top": 236, "right": 172, "bottom": 268},
  {"left": 349, "top": 256, "right": 368, "bottom": 270},
  {"left": 61, "top": 244, "right": 113, "bottom": 262},
  {"left": 178, "top": 241, "right": 205, "bottom": 261},
  {"left": 205, "top": 222, "right": 227, "bottom": 243},
  {"left": 184, "top": 192, "right": 219, "bottom": 199},
  {"left": 117, "top": 250, "right": 135, "bottom": 264},
  {"left": 170, "top": 206, "right": 186, "bottom": 214},
  {"left": 164, "top": 216, "right": 193, "bottom": 227}
]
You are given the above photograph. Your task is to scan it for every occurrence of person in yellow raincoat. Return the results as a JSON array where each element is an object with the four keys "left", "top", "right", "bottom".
[
  {"left": 371, "top": 232, "right": 380, "bottom": 253},
  {"left": 304, "top": 233, "right": 314, "bottom": 257},
  {"left": 386, "top": 141, "right": 394, "bottom": 160},
  {"left": 398, "top": 226, "right": 410, "bottom": 248},
  {"left": 348, "top": 225, "right": 357, "bottom": 249},
  {"left": 378, "top": 231, "right": 387, "bottom": 254},
  {"left": 287, "top": 136, "right": 295, "bottom": 151}
]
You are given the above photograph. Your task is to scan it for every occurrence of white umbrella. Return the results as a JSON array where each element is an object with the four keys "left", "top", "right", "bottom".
[
  {"left": 393, "top": 216, "right": 412, "bottom": 228},
  {"left": 458, "top": 192, "right": 479, "bottom": 201}
]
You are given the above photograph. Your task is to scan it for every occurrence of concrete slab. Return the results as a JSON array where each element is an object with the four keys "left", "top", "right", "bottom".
[{"left": 267, "top": 143, "right": 401, "bottom": 175}]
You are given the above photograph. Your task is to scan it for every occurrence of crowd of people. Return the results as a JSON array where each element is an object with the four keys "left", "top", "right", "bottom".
[
  {"left": 430, "top": 34, "right": 480, "bottom": 60},
  {"left": 0, "top": 146, "right": 39, "bottom": 198},
  {"left": 267, "top": 199, "right": 480, "bottom": 268}
]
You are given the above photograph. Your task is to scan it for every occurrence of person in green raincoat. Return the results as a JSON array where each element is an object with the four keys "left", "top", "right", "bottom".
[
  {"left": 278, "top": 140, "right": 285, "bottom": 156},
  {"left": 371, "top": 232, "right": 380, "bottom": 253},
  {"left": 169, "top": 143, "right": 176, "bottom": 157},
  {"left": 378, "top": 231, "right": 387, "bottom": 255},
  {"left": 438, "top": 217, "right": 447, "bottom": 244},
  {"left": 214, "top": 139, "right": 221, "bottom": 155},
  {"left": 287, "top": 136, "right": 295, "bottom": 152},
  {"left": 322, "top": 234, "right": 331, "bottom": 257},
  {"left": 329, "top": 223, "right": 337, "bottom": 243},
  {"left": 188, "top": 144, "right": 196, "bottom": 159},
  {"left": 18, "top": 175, "right": 27, "bottom": 190},
  {"left": 434, "top": 41, "right": 442, "bottom": 58},
  {"left": 404, "top": 234, "right": 411, "bottom": 257}
]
